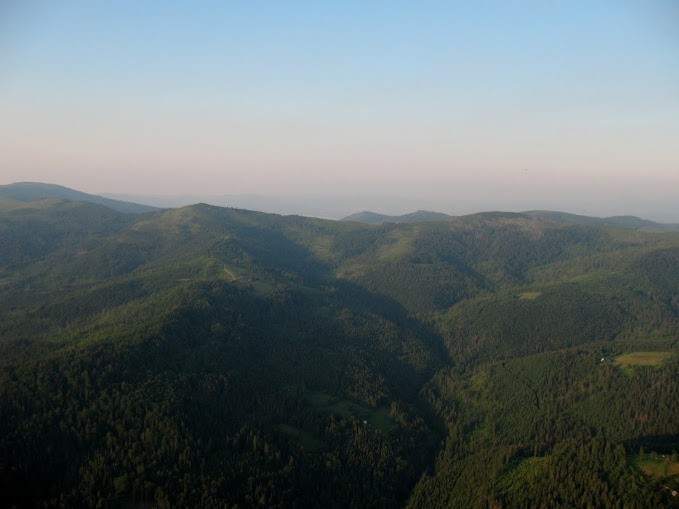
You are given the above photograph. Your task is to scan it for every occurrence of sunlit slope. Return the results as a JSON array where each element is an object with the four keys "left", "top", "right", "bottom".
[{"left": 2, "top": 201, "right": 678, "bottom": 355}]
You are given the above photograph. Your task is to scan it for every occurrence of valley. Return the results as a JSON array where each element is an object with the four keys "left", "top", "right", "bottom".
[{"left": 0, "top": 186, "right": 677, "bottom": 507}]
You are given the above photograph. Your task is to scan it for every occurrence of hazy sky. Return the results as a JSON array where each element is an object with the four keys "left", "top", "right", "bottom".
[{"left": 1, "top": 1, "right": 678, "bottom": 216}]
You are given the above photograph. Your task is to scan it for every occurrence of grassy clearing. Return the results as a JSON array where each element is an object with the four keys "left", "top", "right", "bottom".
[
  {"left": 335, "top": 260, "right": 370, "bottom": 279},
  {"left": 470, "top": 369, "right": 490, "bottom": 392},
  {"left": 280, "top": 424, "right": 324, "bottom": 451},
  {"left": 229, "top": 277, "right": 275, "bottom": 296},
  {"left": 308, "top": 391, "right": 396, "bottom": 433},
  {"left": 221, "top": 267, "right": 237, "bottom": 281},
  {"left": 501, "top": 456, "right": 549, "bottom": 486},
  {"left": 378, "top": 230, "right": 416, "bottom": 261},
  {"left": 568, "top": 270, "right": 609, "bottom": 284},
  {"left": 310, "top": 236, "right": 335, "bottom": 262},
  {"left": 614, "top": 351, "right": 674, "bottom": 369},
  {"left": 632, "top": 453, "right": 679, "bottom": 487},
  {"left": 498, "top": 456, "right": 549, "bottom": 492},
  {"left": 517, "top": 291, "right": 542, "bottom": 300}
]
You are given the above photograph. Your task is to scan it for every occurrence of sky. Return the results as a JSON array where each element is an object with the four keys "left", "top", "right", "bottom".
[{"left": 1, "top": 1, "right": 678, "bottom": 218}]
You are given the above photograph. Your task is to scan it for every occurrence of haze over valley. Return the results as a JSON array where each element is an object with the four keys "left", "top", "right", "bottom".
[
  {"left": 2, "top": 2, "right": 678, "bottom": 216},
  {"left": 101, "top": 174, "right": 679, "bottom": 223}
]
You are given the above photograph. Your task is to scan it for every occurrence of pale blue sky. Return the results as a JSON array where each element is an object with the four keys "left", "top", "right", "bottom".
[{"left": 0, "top": 1, "right": 677, "bottom": 215}]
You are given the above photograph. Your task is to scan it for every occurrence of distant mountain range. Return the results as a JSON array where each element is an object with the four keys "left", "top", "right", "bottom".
[
  {"left": 523, "top": 210, "right": 679, "bottom": 232},
  {"left": 341, "top": 208, "right": 679, "bottom": 232},
  {"left": 341, "top": 210, "right": 454, "bottom": 224},
  {"left": 0, "top": 182, "right": 157, "bottom": 214},
  {"left": 2, "top": 182, "right": 678, "bottom": 232}
]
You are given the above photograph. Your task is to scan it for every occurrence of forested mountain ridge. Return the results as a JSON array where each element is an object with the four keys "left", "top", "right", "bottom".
[
  {"left": 0, "top": 182, "right": 158, "bottom": 214},
  {"left": 342, "top": 207, "right": 679, "bottom": 231},
  {"left": 1, "top": 197, "right": 678, "bottom": 507},
  {"left": 523, "top": 210, "right": 679, "bottom": 232},
  {"left": 341, "top": 210, "right": 453, "bottom": 224}
]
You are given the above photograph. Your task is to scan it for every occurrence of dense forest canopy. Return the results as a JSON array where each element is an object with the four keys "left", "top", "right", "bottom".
[{"left": 1, "top": 191, "right": 678, "bottom": 507}]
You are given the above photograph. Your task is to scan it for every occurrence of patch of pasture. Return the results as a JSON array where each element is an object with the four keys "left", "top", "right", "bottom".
[
  {"left": 378, "top": 230, "right": 416, "bottom": 261},
  {"left": 632, "top": 452, "right": 679, "bottom": 489},
  {"left": 307, "top": 391, "right": 396, "bottom": 433},
  {"left": 614, "top": 351, "right": 674, "bottom": 369},
  {"left": 517, "top": 291, "right": 542, "bottom": 300}
]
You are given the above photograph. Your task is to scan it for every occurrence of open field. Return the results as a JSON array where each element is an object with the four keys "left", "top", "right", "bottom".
[
  {"left": 517, "top": 291, "right": 542, "bottom": 300},
  {"left": 308, "top": 391, "right": 395, "bottom": 432},
  {"left": 498, "top": 456, "right": 548, "bottom": 491},
  {"left": 632, "top": 453, "right": 679, "bottom": 488},
  {"left": 378, "top": 230, "right": 416, "bottom": 261},
  {"left": 614, "top": 351, "right": 674, "bottom": 368}
]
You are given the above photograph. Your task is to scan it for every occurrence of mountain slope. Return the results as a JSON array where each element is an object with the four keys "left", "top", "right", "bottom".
[
  {"left": 0, "top": 182, "right": 158, "bottom": 213},
  {"left": 0, "top": 198, "right": 678, "bottom": 507}
]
